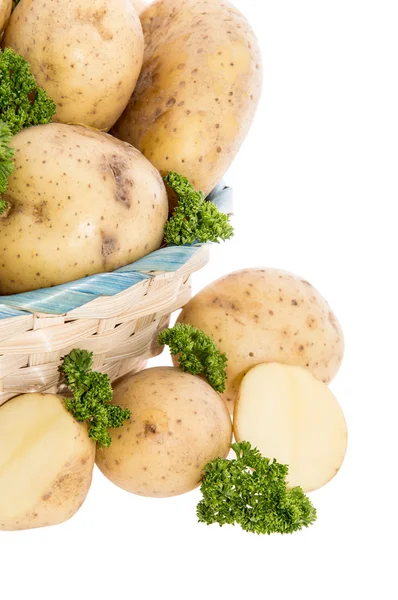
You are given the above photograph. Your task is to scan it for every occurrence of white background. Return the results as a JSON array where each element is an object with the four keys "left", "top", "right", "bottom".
[{"left": 1, "top": 1, "right": 397, "bottom": 599}]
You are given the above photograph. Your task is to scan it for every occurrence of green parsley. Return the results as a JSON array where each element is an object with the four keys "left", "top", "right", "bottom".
[
  {"left": 158, "top": 323, "right": 227, "bottom": 392},
  {"left": 163, "top": 172, "right": 234, "bottom": 246},
  {"left": 0, "top": 47, "right": 56, "bottom": 135},
  {"left": 197, "top": 441, "right": 317, "bottom": 535},
  {"left": 0, "top": 121, "right": 14, "bottom": 214},
  {"left": 60, "top": 349, "right": 131, "bottom": 448}
]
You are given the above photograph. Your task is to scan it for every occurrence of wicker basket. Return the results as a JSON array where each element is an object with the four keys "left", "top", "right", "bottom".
[{"left": 0, "top": 184, "right": 232, "bottom": 406}]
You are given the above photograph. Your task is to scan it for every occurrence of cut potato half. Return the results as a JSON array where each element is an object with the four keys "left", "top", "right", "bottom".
[
  {"left": 234, "top": 363, "right": 347, "bottom": 492},
  {"left": 0, "top": 393, "right": 95, "bottom": 531}
]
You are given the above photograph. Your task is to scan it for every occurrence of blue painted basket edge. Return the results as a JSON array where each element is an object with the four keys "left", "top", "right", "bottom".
[{"left": 0, "top": 183, "right": 233, "bottom": 319}]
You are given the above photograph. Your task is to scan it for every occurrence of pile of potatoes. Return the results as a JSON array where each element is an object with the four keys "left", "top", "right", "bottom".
[
  {"left": 95, "top": 268, "right": 347, "bottom": 499},
  {"left": 0, "top": 0, "right": 262, "bottom": 295},
  {"left": 0, "top": 266, "right": 347, "bottom": 531},
  {"left": 0, "top": 1, "right": 348, "bottom": 534},
  {"left": 0, "top": 366, "right": 233, "bottom": 530}
]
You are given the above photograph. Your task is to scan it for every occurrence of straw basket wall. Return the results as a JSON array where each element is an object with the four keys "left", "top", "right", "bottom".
[{"left": 0, "top": 184, "right": 232, "bottom": 406}]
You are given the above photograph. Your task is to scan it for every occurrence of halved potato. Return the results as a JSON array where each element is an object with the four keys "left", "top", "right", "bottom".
[
  {"left": 177, "top": 268, "right": 344, "bottom": 413},
  {"left": 0, "top": 393, "right": 95, "bottom": 531},
  {"left": 234, "top": 363, "right": 347, "bottom": 492}
]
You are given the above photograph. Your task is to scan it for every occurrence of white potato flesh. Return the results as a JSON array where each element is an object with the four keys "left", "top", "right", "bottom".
[
  {"left": 234, "top": 363, "right": 347, "bottom": 492},
  {"left": 0, "top": 393, "right": 95, "bottom": 531}
]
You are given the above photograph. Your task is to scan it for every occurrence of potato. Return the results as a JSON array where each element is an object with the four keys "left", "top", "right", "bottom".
[
  {"left": 2, "top": 0, "right": 144, "bottom": 130},
  {"left": 96, "top": 367, "right": 232, "bottom": 497},
  {"left": 0, "top": 123, "right": 168, "bottom": 295},
  {"left": 234, "top": 363, "right": 348, "bottom": 492},
  {"left": 0, "top": 393, "right": 95, "bottom": 531},
  {"left": 0, "top": 0, "right": 11, "bottom": 34},
  {"left": 130, "top": 0, "right": 148, "bottom": 14},
  {"left": 178, "top": 269, "right": 344, "bottom": 412},
  {"left": 112, "top": 0, "right": 262, "bottom": 197}
]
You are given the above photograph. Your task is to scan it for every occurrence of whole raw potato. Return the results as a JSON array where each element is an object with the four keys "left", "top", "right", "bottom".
[
  {"left": 0, "top": 123, "right": 168, "bottom": 295},
  {"left": 178, "top": 269, "right": 344, "bottom": 412},
  {"left": 0, "top": 0, "right": 11, "bottom": 34},
  {"left": 112, "top": 0, "right": 262, "bottom": 196},
  {"left": 2, "top": 0, "right": 144, "bottom": 130},
  {"left": 96, "top": 367, "right": 232, "bottom": 497},
  {"left": 0, "top": 393, "right": 95, "bottom": 531}
]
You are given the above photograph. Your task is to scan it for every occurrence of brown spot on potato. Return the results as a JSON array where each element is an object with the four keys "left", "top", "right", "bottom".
[
  {"left": 307, "top": 316, "right": 317, "bottom": 329},
  {"left": 32, "top": 201, "right": 49, "bottom": 224},
  {"left": 144, "top": 423, "right": 157, "bottom": 435},
  {"left": 101, "top": 235, "right": 119, "bottom": 258},
  {"left": 76, "top": 7, "right": 113, "bottom": 41},
  {"left": 107, "top": 158, "right": 132, "bottom": 209}
]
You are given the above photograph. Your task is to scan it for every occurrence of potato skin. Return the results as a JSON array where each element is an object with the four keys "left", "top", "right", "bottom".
[
  {"left": 130, "top": 0, "right": 148, "bottom": 14},
  {"left": 0, "top": 0, "right": 12, "bottom": 34},
  {"left": 177, "top": 269, "right": 344, "bottom": 412},
  {"left": 0, "top": 123, "right": 168, "bottom": 295},
  {"left": 2, "top": 0, "right": 144, "bottom": 130},
  {"left": 96, "top": 367, "right": 232, "bottom": 497},
  {"left": 112, "top": 0, "right": 262, "bottom": 196},
  {"left": 0, "top": 393, "right": 95, "bottom": 531}
]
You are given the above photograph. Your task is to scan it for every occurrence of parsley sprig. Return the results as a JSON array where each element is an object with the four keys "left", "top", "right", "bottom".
[
  {"left": 60, "top": 349, "right": 131, "bottom": 448},
  {"left": 164, "top": 172, "right": 234, "bottom": 246},
  {"left": 197, "top": 442, "right": 317, "bottom": 535},
  {"left": 0, "top": 47, "right": 56, "bottom": 135},
  {"left": 0, "top": 121, "right": 14, "bottom": 215},
  {"left": 0, "top": 48, "right": 56, "bottom": 215},
  {"left": 158, "top": 323, "right": 227, "bottom": 392}
]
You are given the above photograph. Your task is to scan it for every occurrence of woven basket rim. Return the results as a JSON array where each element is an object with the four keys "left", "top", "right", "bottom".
[{"left": 0, "top": 182, "right": 232, "bottom": 320}]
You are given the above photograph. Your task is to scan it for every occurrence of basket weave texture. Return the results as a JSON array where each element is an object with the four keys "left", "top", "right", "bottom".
[
  {"left": 0, "top": 182, "right": 232, "bottom": 406},
  {"left": 0, "top": 245, "right": 209, "bottom": 406}
]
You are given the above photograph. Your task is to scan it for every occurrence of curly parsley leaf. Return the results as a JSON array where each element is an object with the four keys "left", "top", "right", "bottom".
[
  {"left": 197, "top": 441, "right": 317, "bottom": 535},
  {"left": 60, "top": 349, "right": 131, "bottom": 448},
  {"left": 164, "top": 172, "right": 234, "bottom": 246},
  {"left": 0, "top": 47, "right": 56, "bottom": 135},
  {"left": 158, "top": 323, "right": 227, "bottom": 393}
]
